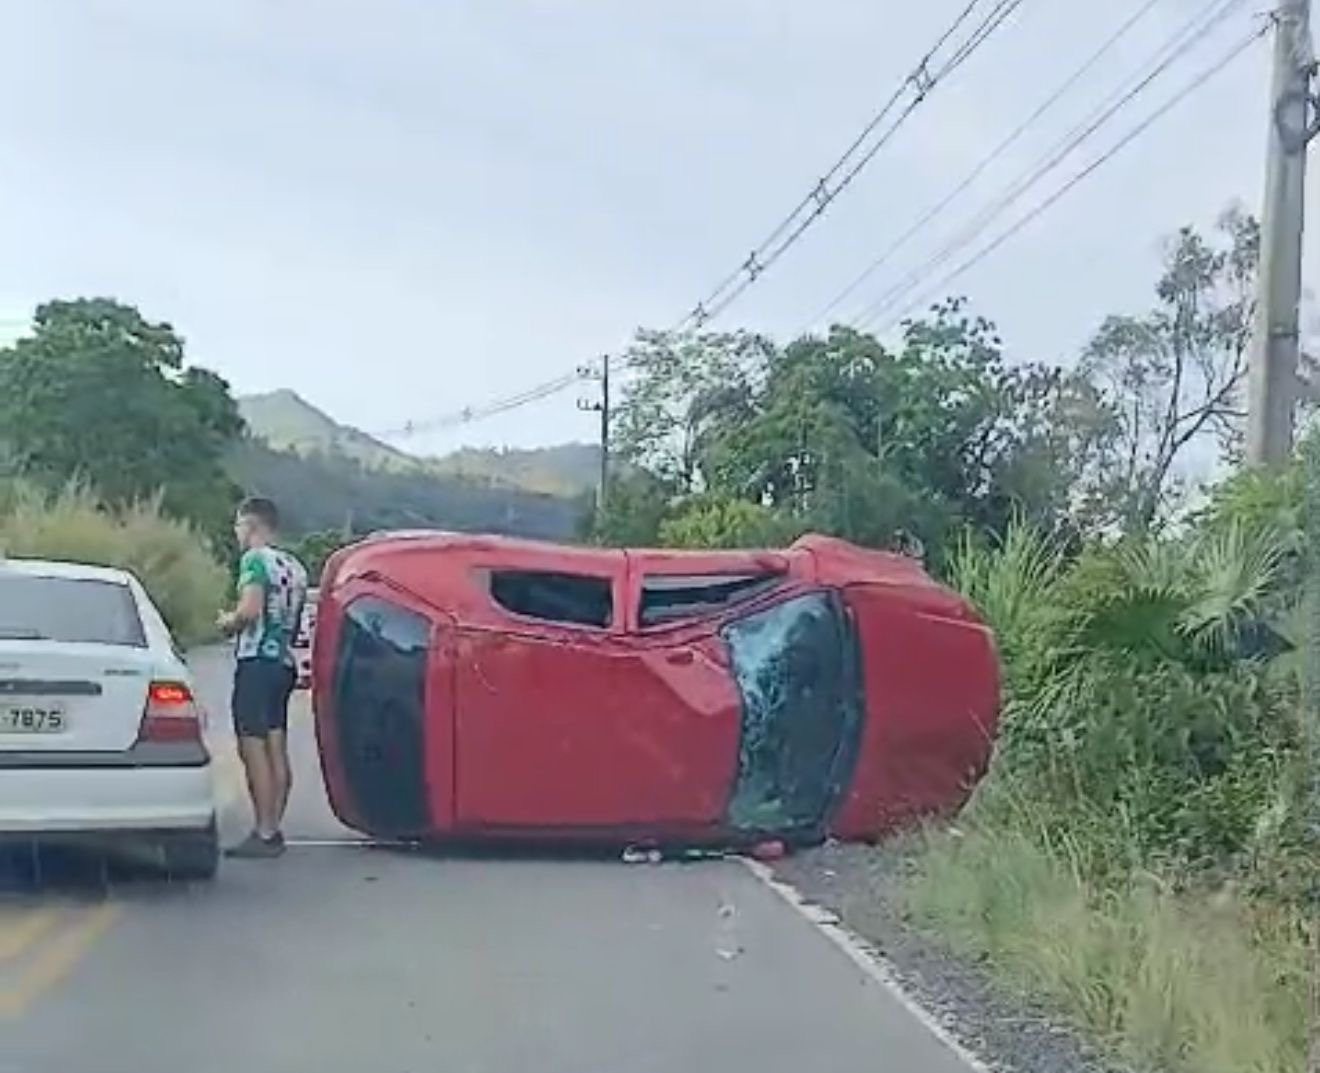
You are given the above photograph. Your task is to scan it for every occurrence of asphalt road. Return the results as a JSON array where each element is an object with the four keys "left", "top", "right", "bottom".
[{"left": 0, "top": 648, "right": 979, "bottom": 1073}]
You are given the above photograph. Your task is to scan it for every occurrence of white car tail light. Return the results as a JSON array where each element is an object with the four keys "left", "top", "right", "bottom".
[{"left": 137, "top": 680, "right": 202, "bottom": 744}]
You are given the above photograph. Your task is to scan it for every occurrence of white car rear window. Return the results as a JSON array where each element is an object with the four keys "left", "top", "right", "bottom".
[{"left": 0, "top": 574, "right": 147, "bottom": 647}]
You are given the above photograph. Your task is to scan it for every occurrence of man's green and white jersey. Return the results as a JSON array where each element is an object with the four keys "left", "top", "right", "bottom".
[{"left": 235, "top": 546, "right": 308, "bottom": 665}]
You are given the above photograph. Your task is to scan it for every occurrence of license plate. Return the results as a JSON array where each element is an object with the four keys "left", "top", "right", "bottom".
[{"left": 0, "top": 704, "right": 68, "bottom": 734}]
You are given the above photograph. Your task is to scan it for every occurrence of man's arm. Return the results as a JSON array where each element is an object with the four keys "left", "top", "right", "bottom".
[{"left": 217, "top": 552, "right": 267, "bottom": 636}]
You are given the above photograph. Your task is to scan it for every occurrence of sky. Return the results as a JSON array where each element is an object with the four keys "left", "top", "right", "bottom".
[{"left": 0, "top": 0, "right": 1315, "bottom": 454}]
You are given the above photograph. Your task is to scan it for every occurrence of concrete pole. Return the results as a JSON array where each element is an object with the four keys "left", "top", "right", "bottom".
[
  {"left": 1247, "top": 0, "right": 1314, "bottom": 465},
  {"left": 598, "top": 354, "right": 611, "bottom": 515}
]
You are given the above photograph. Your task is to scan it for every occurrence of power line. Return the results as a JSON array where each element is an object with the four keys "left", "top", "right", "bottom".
[
  {"left": 675, "top": 0, "right": 1030, "bottom": 332},
  {"left": 672, "top": 0, "right": 987, "bottom": 329},
  {"left": 799, "top": 0, "right": 1168, "bottom": 336},
  {"left": 851, "top": 0, "right": 1251, "bottom": 331},
  {"left": 374, "top": 369, "right": 586, "bottom": 439},
  {"left": 690, "top": 4, "right": 987, "bottom": 313},
  {"left": 873, "top": 23, "right": 1268, "bottom": 334}
]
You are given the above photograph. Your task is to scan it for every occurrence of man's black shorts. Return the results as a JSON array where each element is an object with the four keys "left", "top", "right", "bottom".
[{"left": 232, "top": 658, "right": 296, "bottom": 738}]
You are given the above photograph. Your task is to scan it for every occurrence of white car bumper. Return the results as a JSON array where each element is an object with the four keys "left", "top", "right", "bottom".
[{"left": 0, "top": 763, "right": 215, "bottom": 833}]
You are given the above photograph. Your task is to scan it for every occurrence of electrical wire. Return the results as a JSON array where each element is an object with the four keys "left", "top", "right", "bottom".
[
  {"left": 674, "top": 0, "right": 1029, "bottom": 332},
  {"left": 691, "top": 3, "right": 987, "bottom": 307},
  {"left": 374, "top": 369, "right": 586, "bottom": 439},
  {"left": 851, "top": 0, "right": 1250, "bottom": 331},
  {"left": 798, "top": 0, "right": 1168, "bottom": 335},
  {"left": 871, "top": 22, "right": 1267, "bottom": 334}
]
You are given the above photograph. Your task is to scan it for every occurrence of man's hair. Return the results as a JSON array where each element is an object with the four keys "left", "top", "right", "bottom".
[{"left": 237, "top": 496, "right": 279, "bottom": 531}]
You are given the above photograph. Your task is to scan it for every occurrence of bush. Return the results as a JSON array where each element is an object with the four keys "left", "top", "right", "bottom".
[
  {"left": 950, "top": 519, "right": 1304, "bottom": 882},
  {"left": 0, "top": 479, "right": 227, "bottom": 645}
]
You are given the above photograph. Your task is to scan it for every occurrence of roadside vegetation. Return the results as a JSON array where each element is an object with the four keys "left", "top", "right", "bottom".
[{"left": 905, "top": 462, "right": 1314, "bottom": 1072}]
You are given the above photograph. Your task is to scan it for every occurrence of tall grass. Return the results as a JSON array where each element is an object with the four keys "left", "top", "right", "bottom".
[
  {"left": 0, "top": 479, "right": 226, "bottom": 645},
  {"left": 905, "top": 816, "right": 1307, "bottom": 1073}
]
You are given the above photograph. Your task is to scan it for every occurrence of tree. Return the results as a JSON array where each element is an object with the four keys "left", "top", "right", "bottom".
[
  {"left": 286, "top": 528, "right": 357, "bottom": 583},
  {"left": 0, "top": 299, "right": 246, "bottom": 542},
  {"left": 613, "top": 328, "right": 769, "bottom": 490},
  {"left": 587, "top": 469, "right": 676, "bottom": 547},
  {"left": 611, "top": 306, "right": 1112, "bottom": 559},
  {"left": 658, "top": 493, "right": 801, "bottom": 549},
  {"left": 1079, "top": 207, "right": 1259, "bottom": 531}
]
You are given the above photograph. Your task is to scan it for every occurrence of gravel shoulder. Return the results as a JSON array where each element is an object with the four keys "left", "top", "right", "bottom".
[{"left": 774, "top": 841, "right": 1132, "bottom": 1073}]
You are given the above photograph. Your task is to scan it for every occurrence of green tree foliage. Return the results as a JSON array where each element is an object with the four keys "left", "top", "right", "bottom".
[
  {"left": 285, "top": 529, "right": 358, "bottom": 584},
  {"left": 612, "top": 329, "right": 768, "bottom": 489},
  {"left": 0, "top": 299, "right": 245, "bottom": 543},
  {"left": 607, "top": 302, "right": 1113, "bottom": 558},
  {"left": 657, "top": 493, "right": 801, "bottom": 549},
  {"left": 588, "top": 469, "right": 676, "bottom": 547},
  {"left": 604, "top": 213, "right": 1257, "bottom": 555}
]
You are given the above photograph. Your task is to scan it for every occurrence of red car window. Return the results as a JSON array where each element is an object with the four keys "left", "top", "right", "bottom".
[
  {"left": 488, "top": 569, "right": 613, "bottom": 629},
  {"left": 638, "top": 573, "right": 784, "bottom": 628}
]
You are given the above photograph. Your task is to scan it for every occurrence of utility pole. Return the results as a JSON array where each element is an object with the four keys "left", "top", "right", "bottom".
[
  {"left": 577, "top": 356, "right": 611, "bottom": 518},
  {"left": 1247, "top": 0, "right": 1317, "bottom": 464}
]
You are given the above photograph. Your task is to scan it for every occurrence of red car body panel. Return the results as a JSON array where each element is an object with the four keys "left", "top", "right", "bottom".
[
  {"left": 311, "top": 531, "right": 999, "bottom": 844},
  {"left": 454, "top": 630, "right": 742, "bottom": 829}
]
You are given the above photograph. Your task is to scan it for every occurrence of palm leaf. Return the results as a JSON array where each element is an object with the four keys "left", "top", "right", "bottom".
[{"left": 1179, "top": 522, "right": 1286, "bottom": 661}]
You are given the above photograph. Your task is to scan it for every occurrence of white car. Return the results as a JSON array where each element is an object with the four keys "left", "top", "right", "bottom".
[{"left": 0, "top": 558, "right": 218, "bottom": 878}]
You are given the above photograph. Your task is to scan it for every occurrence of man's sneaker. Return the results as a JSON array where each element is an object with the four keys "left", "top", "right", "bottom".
[{"left": 225, "top": 832, "right": 284, "bottom": 859}]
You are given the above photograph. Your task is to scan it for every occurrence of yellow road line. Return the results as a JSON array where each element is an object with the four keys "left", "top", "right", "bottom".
[
  {"left": 0, "top": 907, "right": 62, "bottom": 963},
  {"left": 0, "top": 902, "right": 120, "bottom": 1018}
]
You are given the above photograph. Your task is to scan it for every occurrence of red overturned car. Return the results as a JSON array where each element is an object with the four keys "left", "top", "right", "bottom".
[{"left": 311, "top": 531, "right": 999, "bottom": 847}]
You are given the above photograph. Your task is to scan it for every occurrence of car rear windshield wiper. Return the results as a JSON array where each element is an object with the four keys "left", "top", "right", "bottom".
[{"left": 0, "top": 627, "right": 49, "bottom": 639}]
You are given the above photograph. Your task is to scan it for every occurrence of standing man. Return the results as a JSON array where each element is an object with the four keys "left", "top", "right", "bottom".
[{"left": 217, "top": 496, "right": 308, "bottom": 859}]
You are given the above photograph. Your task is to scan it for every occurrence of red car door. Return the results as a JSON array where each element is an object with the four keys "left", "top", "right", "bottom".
[{"left": 453, "top": 560, "right": 740, "bottom": 832}]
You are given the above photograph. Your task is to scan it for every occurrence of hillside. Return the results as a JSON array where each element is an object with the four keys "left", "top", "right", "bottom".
[
  {"left": 232, "top": 390, "right": 592, "bottom": 541},
  {"left": 429, "top": 443, "right": 600, "bottom": 496},
  {"left": 238, "top": 390, "right": 419, "bottom": 471},
  {"left": 238, "top": 390, "right": 600, "bottom": 495},
  {"left": 228, "top": 438, "right": 588, "bottom": 541}
]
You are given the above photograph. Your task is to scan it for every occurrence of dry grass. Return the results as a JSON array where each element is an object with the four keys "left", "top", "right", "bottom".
[
  {"left": 902, "top": 819, "right": 1309, "bottom": 1073},
  {"left": 0, "top": 479, "right": 227, "bottom": 645}
]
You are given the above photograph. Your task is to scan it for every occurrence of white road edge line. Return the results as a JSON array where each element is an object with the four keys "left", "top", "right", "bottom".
[{"left": 741, "top": 858, "right": 995, "bottom": 1073}]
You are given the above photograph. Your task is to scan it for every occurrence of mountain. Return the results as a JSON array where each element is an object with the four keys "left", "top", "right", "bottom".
[
  {"left": 238, "top": 390, "right": 419, "bottom": 471},
  {"left": 228, "top": 438, "right": 586, "bottom": 542},
  {"left": 429, "top": 444, "right": 600, "bottom": 497},
  {"left": 238, "top": 390, "right": 601, "bottom": 495},
  {"left": 232, "top": 389, "right": 594, "bottom": 542}
]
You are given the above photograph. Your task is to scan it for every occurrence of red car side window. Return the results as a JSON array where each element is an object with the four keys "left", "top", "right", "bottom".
[
  {"left": 488, "top": 570, "right": 613, "bottom": 629},
  {"left": 639, "top": 573, "right": 783, "bottom": 628}
]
